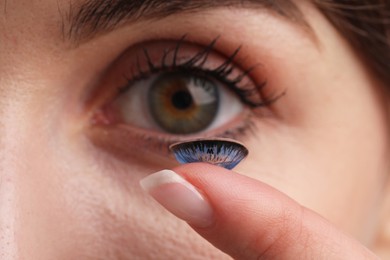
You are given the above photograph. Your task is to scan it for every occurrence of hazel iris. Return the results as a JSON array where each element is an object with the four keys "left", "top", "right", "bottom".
[{"left": 148, "top": 72, "right": 220, "bottom": 134}]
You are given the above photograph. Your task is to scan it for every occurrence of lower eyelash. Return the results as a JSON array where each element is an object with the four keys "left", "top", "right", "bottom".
[
  {"left": 91, "top": 109, "right": 258, "bottom": 157},
  {"left": 138, "top": 111, "right": 258, "bottom": 155}
]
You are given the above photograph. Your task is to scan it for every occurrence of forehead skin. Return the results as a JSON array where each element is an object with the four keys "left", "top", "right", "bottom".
[{"left": 0, "top": 0, "right": 307, "bottom": 45}]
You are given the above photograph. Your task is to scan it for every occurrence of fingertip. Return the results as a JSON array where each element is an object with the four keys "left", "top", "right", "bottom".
[
  {"left": 172, "top": 162, "right": 237, "bottom": 184},
  {"left": 140, "top": 168, "right": 215, "bottom": 228}
]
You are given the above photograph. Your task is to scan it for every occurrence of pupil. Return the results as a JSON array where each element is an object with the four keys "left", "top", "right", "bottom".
[
  {"left": 172, "top": 91, "right": 193, "bottom": 110},
  {"left": 148, "top": 72, "right": 220, "bottom": 135}
]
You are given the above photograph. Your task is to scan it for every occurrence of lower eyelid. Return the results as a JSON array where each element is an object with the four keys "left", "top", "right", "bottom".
[{"left": 89, "top": 108, "right": 256, "bottom": 160}]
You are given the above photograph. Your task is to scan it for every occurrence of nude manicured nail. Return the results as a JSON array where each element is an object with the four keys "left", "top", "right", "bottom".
[{"left": 140, "top": 170, "right": 214, "bottom": 228}]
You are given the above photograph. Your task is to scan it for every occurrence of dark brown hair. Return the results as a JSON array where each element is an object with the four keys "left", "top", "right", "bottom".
[{"left": 315, "top": 0, "right": 390, "bottom": 84}]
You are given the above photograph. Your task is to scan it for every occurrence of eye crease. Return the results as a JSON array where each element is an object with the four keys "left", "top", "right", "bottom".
[{"left": 92, "top": 36, "right": 282, "bottom": 153}]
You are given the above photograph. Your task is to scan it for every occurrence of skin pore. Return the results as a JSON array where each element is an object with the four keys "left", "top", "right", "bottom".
[{"left": 0, "top": 0, "right": 389, "bottom": 259}]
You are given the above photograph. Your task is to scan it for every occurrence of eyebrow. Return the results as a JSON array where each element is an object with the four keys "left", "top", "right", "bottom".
[{"left": 64, "top": 0, "right": 306, "bottom": 43}]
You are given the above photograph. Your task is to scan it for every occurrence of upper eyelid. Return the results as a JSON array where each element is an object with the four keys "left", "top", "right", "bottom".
[
  {"left": 120, "top": 39, "right": 248, "bottom": 87},
  {"left": 117, "top": 39, "right": 275, "bottom": 108},
  {"left": 137, "top": 37, "right": 240, "bottom": 78},
  {"left": 127, "top": 38, "right": 244, "bottom": 76},
  {"left": 84, "top": 37, "right": 237, "bottom": 110}
]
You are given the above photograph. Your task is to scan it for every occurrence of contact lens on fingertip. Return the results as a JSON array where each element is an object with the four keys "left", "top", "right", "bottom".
[{"left": 169, "top": 138, "right": 249, "bottom": 170}]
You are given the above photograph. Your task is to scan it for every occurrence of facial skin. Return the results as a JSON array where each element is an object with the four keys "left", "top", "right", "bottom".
[{"left": 0, "top": 0, "right": 389, "bottom": 259}]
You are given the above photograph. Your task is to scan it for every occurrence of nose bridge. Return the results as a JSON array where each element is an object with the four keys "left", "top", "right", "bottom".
[
  {"left": 0, "top": 4, "right": 78, "bottom": 258},
  {"left": 0, "top": 67, "right": 89, "bottom": 257},
  {"left": 0, "top": 89, "right": 56, "bottom": 259},
  {"left": 0, "top": 28, "right": 25, "bottom": 257},
  {"left": 0, "top": 101, "right": 26, "bottom": 259},
  {"left": 0, "top": 154, "right": 18, "bottom": 259}
]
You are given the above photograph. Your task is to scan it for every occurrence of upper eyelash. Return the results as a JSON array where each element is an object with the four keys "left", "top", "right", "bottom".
[{"left": 122, "top": 36, "right": 280, "bottom": 108}]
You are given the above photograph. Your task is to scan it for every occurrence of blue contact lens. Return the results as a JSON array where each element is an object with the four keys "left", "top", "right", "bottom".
[{"left": 169, "top": 138, "right": 249, "bottom": 170}]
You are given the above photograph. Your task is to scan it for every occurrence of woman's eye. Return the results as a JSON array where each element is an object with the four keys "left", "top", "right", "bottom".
[
  {"left": 92, "top": 37, "right": 279, "bottom": 153},
  {"left": 108, "top": 71, "right": 243, "bottom": 135}
]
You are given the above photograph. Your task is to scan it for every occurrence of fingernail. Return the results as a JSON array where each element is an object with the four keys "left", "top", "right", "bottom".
[{"left": 140, "top": 170, "right": 214, "bottom": 228}]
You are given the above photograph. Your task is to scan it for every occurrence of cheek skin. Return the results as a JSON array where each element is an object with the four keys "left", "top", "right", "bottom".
[
  {"left": 235, "top": 3, "right": 390, "bottom": 246},
  {"left": 57, "top": 151, "right": 233, "bottom": 259},
  {"left": 0, "top": 94, "right": 228, "bottom": 259}
]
